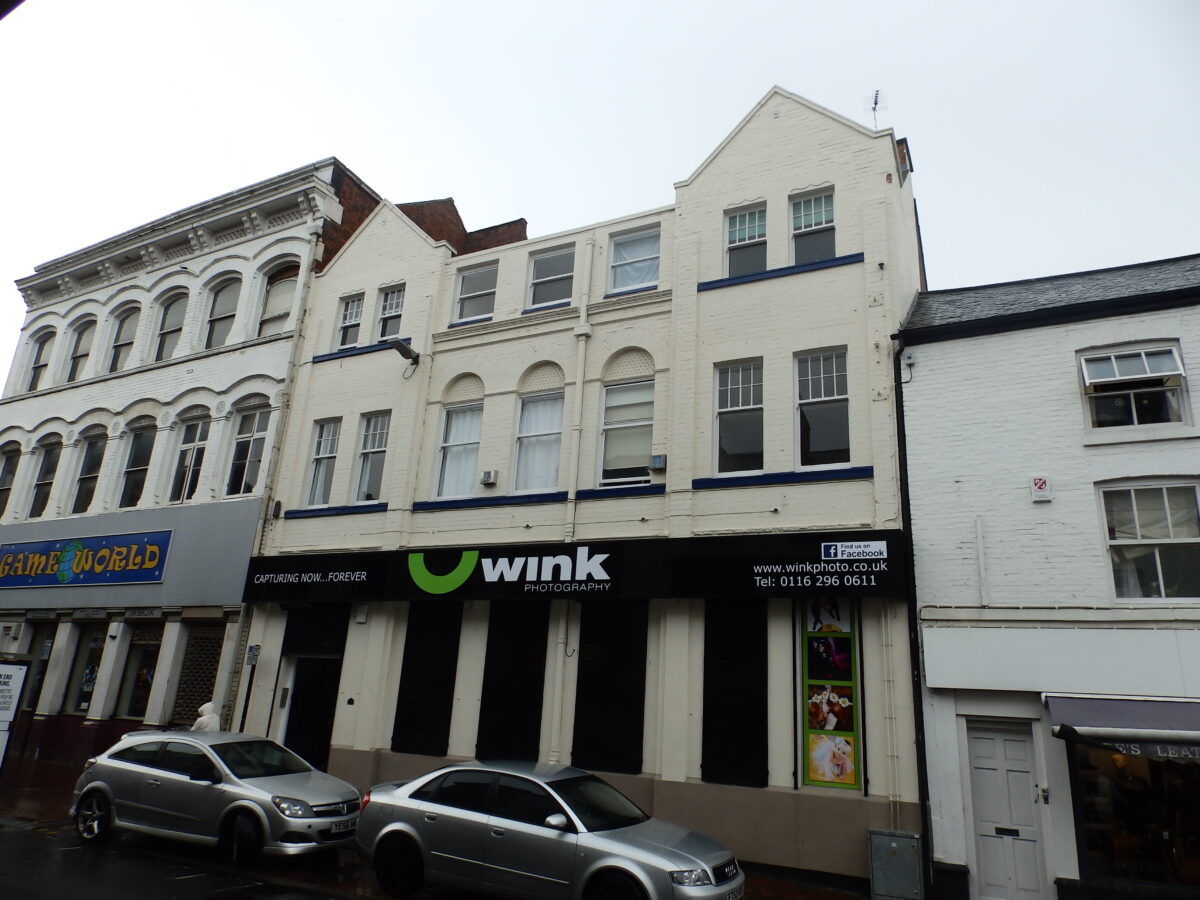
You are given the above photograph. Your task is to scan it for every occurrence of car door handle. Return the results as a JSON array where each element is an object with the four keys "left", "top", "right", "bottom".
[
  {"left": 491, "top": 827, "right": 506, "bottom": 837},
  {"left": 146, "top": 779, "right": 161, "bottom": 787},
  {"left": 424, "top": 813, "right": 438, "bottom": 822}
]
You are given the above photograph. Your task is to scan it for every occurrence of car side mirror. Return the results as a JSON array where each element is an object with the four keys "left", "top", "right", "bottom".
[{"left": 543, "top": 813, "right": 569, "bottom": 830}]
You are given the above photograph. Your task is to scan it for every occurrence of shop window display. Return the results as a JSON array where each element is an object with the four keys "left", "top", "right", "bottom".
[{"left": 801, "top": 598, "right": 860, "bottom": 788}]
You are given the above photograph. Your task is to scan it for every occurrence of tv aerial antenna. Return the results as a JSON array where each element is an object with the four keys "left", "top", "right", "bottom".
[{"left": 864, "top": 90, "right": 889, "bottom": 129}]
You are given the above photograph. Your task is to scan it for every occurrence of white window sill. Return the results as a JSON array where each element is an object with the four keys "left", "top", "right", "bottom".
[{"left": 1082, "top": 424, "right": 1200, "bottom": 447}]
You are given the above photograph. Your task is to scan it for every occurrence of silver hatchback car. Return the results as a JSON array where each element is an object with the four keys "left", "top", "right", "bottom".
[
  {"left": 357, "top": 761, "right": 746, "bottom": 900},
  {"left": 72, "top": 731, "right": 360, "bottom": 860}
]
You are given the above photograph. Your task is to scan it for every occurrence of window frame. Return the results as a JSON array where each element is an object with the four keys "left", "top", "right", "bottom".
[
  {"left": 110, "top": 308, "right": 140, "bottom": 373},
  {"left": 28, "top": 436, "right": 62, "bottom": 519},
  {"left": 1101, "top": 482, "right": 1200, "bottom": 600},
  {"left": 169, "top": 418, "right": 210, "bottom": 504},
  {"left": 226, "top": 408, "right": 271, "bottom": 496},
  {"left": 714, "top": 360, "right": 764, "bottom": 474},
  {"left": 436, "top": 403, "right": 483, "bottom": 498},
  {"left": 65, "top": 624, "right": 107, "bottom": 715},
  {"left": 119, "top": 425, "right": 157, "bottom": 508},
  {"left": 791, "top": 191, "right": 836, "bottom": 266},
  {"left": 354, "top": 412, "right": 391, "bottom": 502},
  {"left": 456, "top": 264, "right": 498, "bottom": 323},
  {"left": 306, "top": 419, "right": 341, "bottom": 507},
  {"left": 0, "top": 443, "right": 21, "bottom": 517},
  {"left": 155, "top": 294, "right": 187, "bottom": 362},
  {"left": 71, "top": 430, "right": 108, "bottom": 515},
  {"left": 609, "top": 228, "right": 660, "bottom": 294},
  {"left": 514, "top": 392, "right": 564, "bottom": 493},
  {"left": 67, "top": 321, "right": 96, "bottom": 382},
  {"left": 378, "top": 285, "right": 406, "bottom": 340},
  {"left": 27, "top": 331, "right": 56, "bottom": 391},
  {"left": 336, "top": 294, "right": 364, "bottom": 349},
  {"left": 205, "top": 279, "right": 240, "bottom": 349},
  {"left": 726, "top": 206, "right": 767, "bottom": 278},
  {"left": 795, "top": 348, "right": 850, "bottom": 468},
  {"left": 1079, "top": 345, "right": 1188, "bottom": 430},
  {"left": 259, "top": 264, "right": 299, "bottom": 337},
  {"left": 527, "top": 247, "right": 575, "bottom": 309},
  {"left": 599, "top": 381, "right": 653, "bottom": 487}
]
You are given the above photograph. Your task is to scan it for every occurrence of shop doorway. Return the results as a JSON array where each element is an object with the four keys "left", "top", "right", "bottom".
[
  {"left": 283, "top": 656, "right": 341, "bottom": 771},
  {"left": 966, "top": 722, "right": 1045, "bottom": 900}
]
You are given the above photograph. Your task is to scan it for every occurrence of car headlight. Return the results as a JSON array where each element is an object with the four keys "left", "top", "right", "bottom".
[
  {"left": 272, "top": 795, "right": 316, "bottom": 818},
  {"left": 670, "top": 869, "right": 713, "bottom": 886}
]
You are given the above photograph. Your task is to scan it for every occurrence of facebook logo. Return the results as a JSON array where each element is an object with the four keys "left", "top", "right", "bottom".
[{"left": 821, "top": 544, "right": 839, "bottom": 559}]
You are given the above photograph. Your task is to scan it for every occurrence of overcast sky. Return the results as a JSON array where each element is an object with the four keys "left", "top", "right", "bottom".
[{"left": 1, "top": 0, "right": 1197, "bottom": 376}]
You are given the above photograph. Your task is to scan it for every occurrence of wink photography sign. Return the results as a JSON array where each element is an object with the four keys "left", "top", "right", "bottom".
[{"left": 245, "top": 531, "right": 905, "bottom": 603}]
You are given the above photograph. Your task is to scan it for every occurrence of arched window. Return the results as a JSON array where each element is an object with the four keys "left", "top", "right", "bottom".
[
  {"left": 27, "top": 331, "right": 56, "bottom": 391},
  {"left": 120, "top": 420, "right": 157, "bottom": 508},
  {"left": 226, "top": 402, "right": 271, "bottom": 495},
  {"left": 170, "top": 410, "right": 211, "bottom": 503},
  {"left": 259, "top": 264, "right": 299, "bottom": 337},
  {"left": 110, "top": 308, "right": 140, "bottom": 373},
  {"left": 29, "top": 434, "right": 63, "bottom": 518},
  {"left": 155, "top": 294, "right": 187, "bottom": 361},
  {"left": 205, "top": 280, "right": 240, "bottom": 349},
  {"left": 67, "top": 321, "right": 96, "bottom": 382},
  {"left": 71, "top": 427, "right": 108, "bottom": 514},
  {"left": 0, "top": 442, "right": 21, "bottom": 517}
]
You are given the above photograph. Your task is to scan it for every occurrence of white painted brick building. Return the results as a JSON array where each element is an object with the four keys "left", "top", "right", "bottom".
[
  {"left": 241, "top": 88, "right": 926, "bottom": 884},
  {"left": 0, "top": 160, "right": 381, "bottom": 763},
  {"left": 899, "top": 255, "right": 1200, "bottom": 900}
]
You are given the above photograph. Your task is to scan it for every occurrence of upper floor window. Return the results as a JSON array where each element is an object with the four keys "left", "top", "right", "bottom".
[
  {"left": 259, "top": 264, "right": 299, "bottom": 337},
  {"left": 27, "top": 332, "right": 56, "bottom": 391},
  {"left": 226, "top": 408, "right": 270, "bottom": 495},
  {"left": 71, "top": 431, "right": 107, "bottom": 514},
  {"left": 528, "top": 248, "right": 574, "bottom": 308},
  {"left": 67, "top": 322, "right": 95, "bottom": 382},
  {"left": 337, "top": 295, "right": 364, "bottom": 349},
  {"left": 601, "top": 381, "right": 653, "bottom": 486},
  {"left": 1103, "top": 484, "right": 1200, "bottom": 599},
  {"left": 457, "top": 265, "right": 497, "bottom": 322},
  {"left": 379, "top": 285, "right": 405, "bottom": 340},
  {"left": 119, "top": 425, "right": 157, "bottom": 508},
  {"left": 610, "top": 230, "right": 660, "bottom": 293},
  {"left": 110, "top": 309, "right": 140, "bottom": 373},
  {"left": 796, "top": 349, "right": 849, "bottom": 466},
  {"left": 0, "top": 443, "right": 21, "bottom": 517},
  {"left": 307, "top": 420, "right": 341, "bottom": 506},
  {"left": 437, "top": 404, "right": 482, "bottom": 497},
  {"left": 355, "top": 413, "right": 391, "bottom": 502},
  {"left": 716, "top": 361, "right": 763, "bottom": 473},
  {"left": 792, "top": 192, "right": 835, "bottom": 265},
  {"left": 169, "top": 419, "right": 210, "bottom": 503},
  {"left": 726, "top": 207, "right": 767, "bottom": 278},
  {"left": 1081, "top": 346, "right": 1186, "bottom": 428},
  {"left": 155, "top": 294, "right": 187, "bottom": 361},
  {"left": 28, "top": 436, "right": 62, "bottom": 518},
  {"left": 205, "top": 280, "right": 240, "bottom": 349},
  {"left": 515, "top": 394, "right": 563, "bottom": 491}
]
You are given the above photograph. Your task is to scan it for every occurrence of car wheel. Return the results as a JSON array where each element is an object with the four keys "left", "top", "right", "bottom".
[
  {"left": 585, "top": 871, "right": 647, "bottom": 900},
  {"left": 374, "top": 834, "right": 424, "bottom": 898},
  {"left": 75, "top": 791, "right": 112, "bottom": 843},
  {"left": 226, "top": 811, "right": 262, "bottom": 865}
]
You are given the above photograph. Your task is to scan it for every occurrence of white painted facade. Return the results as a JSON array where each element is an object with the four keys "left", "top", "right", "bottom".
[
  {"left": 0, "top": 160, "right": 380, "bottom": 760},
  {"left": 242, "top": 88, "right": 925, "bottom": 882},
  {"left": 901, "top": 263, "right": 1200, "bottom": 899}
]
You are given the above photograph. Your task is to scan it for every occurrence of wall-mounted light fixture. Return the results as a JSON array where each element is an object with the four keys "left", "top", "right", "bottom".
[{"left": 387, "top": 338, "right": 421, "bottom": 366}]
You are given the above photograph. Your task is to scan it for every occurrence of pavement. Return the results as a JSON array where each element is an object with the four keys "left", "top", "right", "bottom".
[{"left": 0, "top": 755, "right": 867, "bottom": 900}]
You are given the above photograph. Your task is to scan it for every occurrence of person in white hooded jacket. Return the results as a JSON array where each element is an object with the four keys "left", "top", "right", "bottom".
[{"left": 190, "top": 701, "right": 221, "bottom": 732}]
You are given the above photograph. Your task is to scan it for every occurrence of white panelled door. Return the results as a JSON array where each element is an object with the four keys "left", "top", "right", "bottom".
[{"left": 967, "top": 723, "right": 1045, "bottom": 900}]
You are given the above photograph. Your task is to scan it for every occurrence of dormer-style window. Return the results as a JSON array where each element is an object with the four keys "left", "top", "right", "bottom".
[
  {"left": 610, "top": 229, "right": 660, "bottom": 293},
  {"left": 528, "top": 248, "right": 574, "bottom": 308},
  {"left": 156, "top": 294, "right": 187, "bottom": 361},
  {"left": 67, "top": 322, "right": 95, "bottom": 382},
  {"left": 205, "top": 280, "right": 240, "bottom": 349},
  {"left": 27, "top": 331, "right": 56, "bottom": 391},
  {"left": 456, "top": 265, "right": 497, "bottom": 322},
  {"left": 1081, "top": 346, "right": 1187, "bottom": 428}
]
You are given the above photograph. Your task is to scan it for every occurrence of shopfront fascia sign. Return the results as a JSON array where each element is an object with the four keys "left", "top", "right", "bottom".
[
  {"left": 244, "top": 531, "right": 907, "bottom": 603},
  {"left": 0, "top": 531, "right": 171, "bottom": 589}
]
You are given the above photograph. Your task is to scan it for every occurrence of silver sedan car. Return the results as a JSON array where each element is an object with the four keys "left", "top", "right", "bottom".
[
  {"left": 71, "top": 731, "right": 360, "bottom": 860},
  {"left": 357, "top": 761, "right": 746, "bottom": 900}
]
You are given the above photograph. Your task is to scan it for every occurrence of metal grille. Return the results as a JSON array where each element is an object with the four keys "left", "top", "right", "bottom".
[
  {"left": 170, "top": 624, "right": 224, "bottom": 726},
  {"left": 714, "top": 859, "right": 740, "bottom": 885},
  {"left": 312, "top": 799, "right": 361, "bottom": 817}
]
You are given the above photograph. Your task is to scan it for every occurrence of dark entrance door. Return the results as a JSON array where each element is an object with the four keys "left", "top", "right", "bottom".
[{"left": 284, "top": 657, "right": 342, "bottom": 771}]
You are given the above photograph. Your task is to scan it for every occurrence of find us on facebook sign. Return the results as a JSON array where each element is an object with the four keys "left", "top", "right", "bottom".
[{"left": 821, "top": 541, "right": 888, "bottom": 560}]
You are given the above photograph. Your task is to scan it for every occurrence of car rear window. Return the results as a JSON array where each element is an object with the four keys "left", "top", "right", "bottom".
[
  {"left": 211, "top": 740, "right": 310, "bottom": 778},
  {"left": 428, "top": 770, "right": 492, "bottom": 813}
]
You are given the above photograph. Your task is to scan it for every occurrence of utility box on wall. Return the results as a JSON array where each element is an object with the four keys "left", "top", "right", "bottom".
[{"left": 868, "top": 829, "right": 923, "bottom": 900}]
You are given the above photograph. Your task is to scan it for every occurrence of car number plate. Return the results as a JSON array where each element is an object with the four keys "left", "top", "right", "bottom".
[
  {"left": 331, "top": 819, "right": 356, "bottom": 834},
  {"left": 726, "top": 885, "right": 744, "bottom": 900}
]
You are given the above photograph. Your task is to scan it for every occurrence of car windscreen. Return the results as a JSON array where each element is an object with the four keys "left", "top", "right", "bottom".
[
  {"left": 211, "top": 740, "right": 311, "bottom": 778},
  {"left": 549, "top": 774, "right": 648, "bottom": 832}
]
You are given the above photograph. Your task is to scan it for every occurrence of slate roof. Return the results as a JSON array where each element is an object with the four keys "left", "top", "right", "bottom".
[{"left": 900, "top": 253, "right": 1200, "bottom": 342}]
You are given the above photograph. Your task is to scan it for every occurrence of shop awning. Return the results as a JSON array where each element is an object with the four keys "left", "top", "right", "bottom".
[{"left": 1044, "top": 693, "right": 1200, "bottom": 762}]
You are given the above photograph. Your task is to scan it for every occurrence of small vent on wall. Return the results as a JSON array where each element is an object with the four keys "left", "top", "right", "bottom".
[{"left": 480, "top": 470, "right": 498, "bottom": 486}]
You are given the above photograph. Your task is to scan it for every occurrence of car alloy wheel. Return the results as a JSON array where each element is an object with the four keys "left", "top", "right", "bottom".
[
  {"left": 586, "top": 871, "right": 647, "bottom": 900},
  {"left": 227, "top": 811, "right": 262, "bottom": 864},
  {"left": 374, "top": 834, "right": 424, "bottom": 898},
  {"left": 75, "top": 792, "right": 112, "bottom": 842}
]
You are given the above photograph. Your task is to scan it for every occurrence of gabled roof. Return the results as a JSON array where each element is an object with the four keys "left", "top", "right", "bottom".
[
  {"left": 675, "top": 86, "right": 889, "bottom": 190},
  {"left": 899, "top": 253, "right": 1200, "bottom": 344}
]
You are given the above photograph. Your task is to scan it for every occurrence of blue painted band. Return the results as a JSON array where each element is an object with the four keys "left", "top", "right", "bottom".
[
  {"left": 697, "top": 253, "right": 864, "bottom": 292},
  {"left": 602, "top": 285, "right": 658, "bottom": 299},
  {"left": 448, "top": 316, "right": 493, "bottom": 328},
  {"left": 691, "top": 466, "right": 873, "bottom": 490},
  {"left": 575, "top": 484, "right": 666, "bottom": 500},
  {"left": 283, "top": 502, "right": 389, "bottom": 519},
  {"left": 522, "top": 301, "right": 572, "bottom": 314},
  {"left": 414, "top": 491, "right": 568, "bottom": 511}
]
